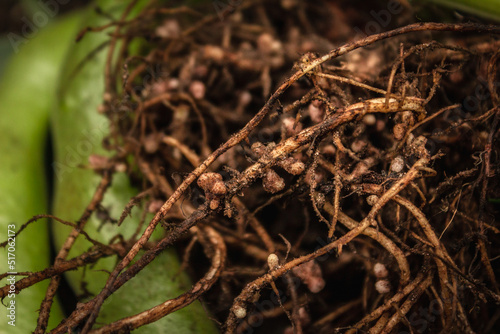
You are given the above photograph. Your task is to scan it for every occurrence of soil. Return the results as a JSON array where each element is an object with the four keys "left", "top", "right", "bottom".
[{"left": 14, "top": 1, "right": 500, "bottom": 333}]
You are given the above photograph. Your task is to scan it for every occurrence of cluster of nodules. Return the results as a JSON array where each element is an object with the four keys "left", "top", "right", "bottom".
[
  {"left": 373, "top": 263, "right": 391, "bottom": 294},
  {"left": 197, "top": 172, "right": 227, "bottom": 210},
  {"left": 197, "top": 142, "right": 308, "bottom": 210},
  {"left": 251, "top": 142, "right": 305, "bottom": 194}
]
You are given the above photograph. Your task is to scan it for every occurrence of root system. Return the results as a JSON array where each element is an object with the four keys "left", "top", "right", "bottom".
[{"left": 2, "top": 1, "right": 500, "bottom": 333}]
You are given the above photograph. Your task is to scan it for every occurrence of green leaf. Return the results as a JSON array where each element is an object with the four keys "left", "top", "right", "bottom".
[{"left": 0, "top": 13, "right": 80, "bottom": 333}]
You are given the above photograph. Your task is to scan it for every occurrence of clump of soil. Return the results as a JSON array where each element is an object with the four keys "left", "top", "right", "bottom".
[{"left": 26, "top": 1, "right": 500, "bottom": 333}]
